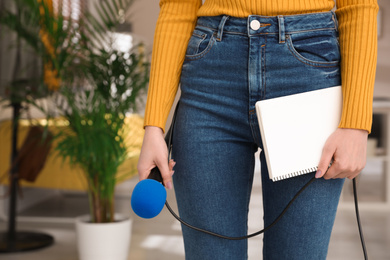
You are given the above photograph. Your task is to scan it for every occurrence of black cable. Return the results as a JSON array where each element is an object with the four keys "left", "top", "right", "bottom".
[
  {"left": 353, "top": 178, "right": 368, "bottom": 260},
  {"left": 165, "top": 176, "right": 316, "bottom": 240},
  {"left": 164, "top": 176, "right": 368, "bottom": 260}
]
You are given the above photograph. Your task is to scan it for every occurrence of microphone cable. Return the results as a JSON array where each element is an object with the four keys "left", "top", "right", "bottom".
[
  {"left": 353, "top": 178, "right": 368, "bottom": 259},
  {"left": 165, "top": 176, "right": 316, "bottom": 240},
  {"left": 163, "top": 177, "right": 368, "bottom": 260},
  {"left": 161, "top": 101, "right": 368, "bottom": 259}
]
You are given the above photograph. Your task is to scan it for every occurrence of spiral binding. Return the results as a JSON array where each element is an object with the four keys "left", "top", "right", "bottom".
[{"left": 272, "top": 166, "right": 318, "bottom": 182}]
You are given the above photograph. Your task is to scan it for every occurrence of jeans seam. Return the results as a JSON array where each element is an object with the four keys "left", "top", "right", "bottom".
[
  {"left": 192, "top": 33, "right": 206, "bottom": 55},
  {"left": 285, "top": 36, "right": 340, "bottom": 68},
  {"left": 196, "top": 26, "right": 336, "bottom": 37},
  {"left": 222, "top": 27, "right": 336, "bottom": 37},
  {"left": 193, "top": 32, "right": 206, "bottom": 38},
  {"left": 196, "top": 25, "right": 218, "bottom": 32},
  {"left": 262, "top": 36, "right": 267, "bottom": 99},
  {"left": 286, "top": 27, "right": 336, "bottom": 34},
  {"left": 223, "top": 31, "right": 247, "bottom": 36},
  {"left": 249, "top": 27, "right": 337, "bottom": 37},
  {"left": 185, "top": 34, "right": 216, "bottom": 61},
  {"left": 245, "top": 153, "right": 255, "bottom": 223}
]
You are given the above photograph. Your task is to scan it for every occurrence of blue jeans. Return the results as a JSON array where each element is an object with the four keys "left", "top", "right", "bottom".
[{"left": 172, "top": 12, "right": 345, "bottom": 260}]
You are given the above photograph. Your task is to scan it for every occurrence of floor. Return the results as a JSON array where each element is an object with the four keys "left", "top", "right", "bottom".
[{"left": 0, "top": 159, "right": 389, "bottom": 260}]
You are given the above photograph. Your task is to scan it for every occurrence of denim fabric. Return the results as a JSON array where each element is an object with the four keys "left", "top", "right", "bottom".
[{"left": 172, "top": 12, "right": 345, "bottom": 260}]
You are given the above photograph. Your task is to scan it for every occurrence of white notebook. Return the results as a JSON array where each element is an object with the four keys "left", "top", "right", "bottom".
[{"left": 255, "top": 86, "right": 342, "bottom": 182}]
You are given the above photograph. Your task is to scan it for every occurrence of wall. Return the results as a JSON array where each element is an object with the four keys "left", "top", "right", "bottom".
[
  {"left": 376, "top": 0, "right": 390, "bottom": 98},
  {"left": 130, "top": 0, "right": 159, "bottom": 51}
]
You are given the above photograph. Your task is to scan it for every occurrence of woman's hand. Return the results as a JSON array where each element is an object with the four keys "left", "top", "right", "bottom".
[
  {"left": 316, "top": 128, "right": 368, "bottom": 180},
  {"left": 137, "top": 126, "right": 175, "bottom": 189}
]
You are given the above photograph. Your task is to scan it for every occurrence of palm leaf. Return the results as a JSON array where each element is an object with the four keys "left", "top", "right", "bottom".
[{"left": 83, "top": 0, "right": 134, "bottom": 50}]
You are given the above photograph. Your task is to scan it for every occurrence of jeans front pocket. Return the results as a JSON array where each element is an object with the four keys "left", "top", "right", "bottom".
[
  {"left": 185, "top": 27, "right": 216, "bottom": 61},
  {"left": 286, "top": 29, "right": 340, "bottom": 67}
]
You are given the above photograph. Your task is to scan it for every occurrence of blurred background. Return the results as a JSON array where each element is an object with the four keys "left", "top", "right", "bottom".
[{"left": 0, "top": 0, "right": 389, "bottom": 259}]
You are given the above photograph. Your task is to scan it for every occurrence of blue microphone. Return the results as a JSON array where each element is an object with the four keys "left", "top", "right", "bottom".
[{"left": 131, "top": 167, "right": 167, "bottom": 219}]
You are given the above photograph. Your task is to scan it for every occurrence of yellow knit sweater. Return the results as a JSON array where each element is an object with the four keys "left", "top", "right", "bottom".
[{"left": 144, "top": 0, "right": 378, "bottom": 133}]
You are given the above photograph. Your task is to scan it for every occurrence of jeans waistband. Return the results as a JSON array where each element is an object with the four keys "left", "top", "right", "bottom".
[{"left": 196, "top": 12, "right": 338, "bottom": 42}]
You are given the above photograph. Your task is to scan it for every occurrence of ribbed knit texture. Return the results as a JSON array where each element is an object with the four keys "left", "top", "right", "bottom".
[{"left": 144, "top": 0, "right": 378, "bottom": 133}]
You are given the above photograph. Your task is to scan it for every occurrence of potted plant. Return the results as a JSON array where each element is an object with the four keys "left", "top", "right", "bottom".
[{"left": 1, "top": 0, "right": 149, "bottom": 259}]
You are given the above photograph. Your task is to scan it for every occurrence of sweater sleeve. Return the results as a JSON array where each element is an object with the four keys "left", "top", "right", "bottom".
[
  {"left": 335, "top": 0, "right": 379, "bottom": 133},
  {"left": 144, "top": 0, "right": 202, "bottom": 132}
]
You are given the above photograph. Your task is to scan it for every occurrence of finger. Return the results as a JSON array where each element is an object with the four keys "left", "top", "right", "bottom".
[
  {"left": 322, "top": 161, "right": 342, "bottom": 179},
  {"left": 316, "top": 144, "right": 335, "bottom": 179},
  {"left": 347, "top": 172, "right": 361, "bottom": 180},
  {"left": 156, "top": 158, "right": 173, "bottom": 190},
  {"left": 168, "top": 160, "right": 176, "bottom": 179},
  {"left": 137, "top": 163, "right": 156, "bottom": 181},
  {"left": 324, "top": 165, "right": 360, "bottom": 180},
  {"left": 324, "top": 153, "right": 365, "bottom": 179},
  {"left": 168, "top": 159, "right": 176, "bottom": 172}
]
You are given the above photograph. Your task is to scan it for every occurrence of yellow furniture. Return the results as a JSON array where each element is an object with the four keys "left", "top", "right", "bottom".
[{"left": 0, "top": 115, "right": 144, "bottom": 191}]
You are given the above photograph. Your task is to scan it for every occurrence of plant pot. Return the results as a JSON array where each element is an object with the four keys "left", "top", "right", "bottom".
[{"left": 75, "top": 214, "right": 132, "bottom": 260}]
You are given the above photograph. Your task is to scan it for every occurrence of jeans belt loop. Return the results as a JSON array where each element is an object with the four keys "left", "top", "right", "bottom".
[
  {"left": 277, "top": 15, "right": 285, "bottom": 44},
  {"left": 217, "top": 15, "right": 229, "bottom": 42},
  {"left": 331, "top": 10, "right": 339, "bottom": 31}
]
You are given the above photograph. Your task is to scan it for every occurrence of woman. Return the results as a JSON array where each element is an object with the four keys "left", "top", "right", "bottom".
[{"left": 138, "top": 1, "right": 378, "bottom": 259}]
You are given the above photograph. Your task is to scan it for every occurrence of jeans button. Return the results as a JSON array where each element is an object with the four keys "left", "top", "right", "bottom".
[{"left": 250, "top": 20, "right": 261, "bottom": 30}]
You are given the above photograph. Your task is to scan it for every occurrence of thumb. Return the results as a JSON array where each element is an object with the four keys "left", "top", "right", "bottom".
[{"left": 316, "top": 143, "right": 335, "bottom": 179}]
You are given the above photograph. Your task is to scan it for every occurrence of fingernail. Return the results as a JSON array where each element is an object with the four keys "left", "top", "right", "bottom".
[
  {"left": 315, "top": 170, "right": 322, "bottom": 179},
  {"left": 166, "top": 181, "right": 173, "bottom": 190},
  {"left": 170, "top": 170, "right": 175, "bottom": 176}
]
